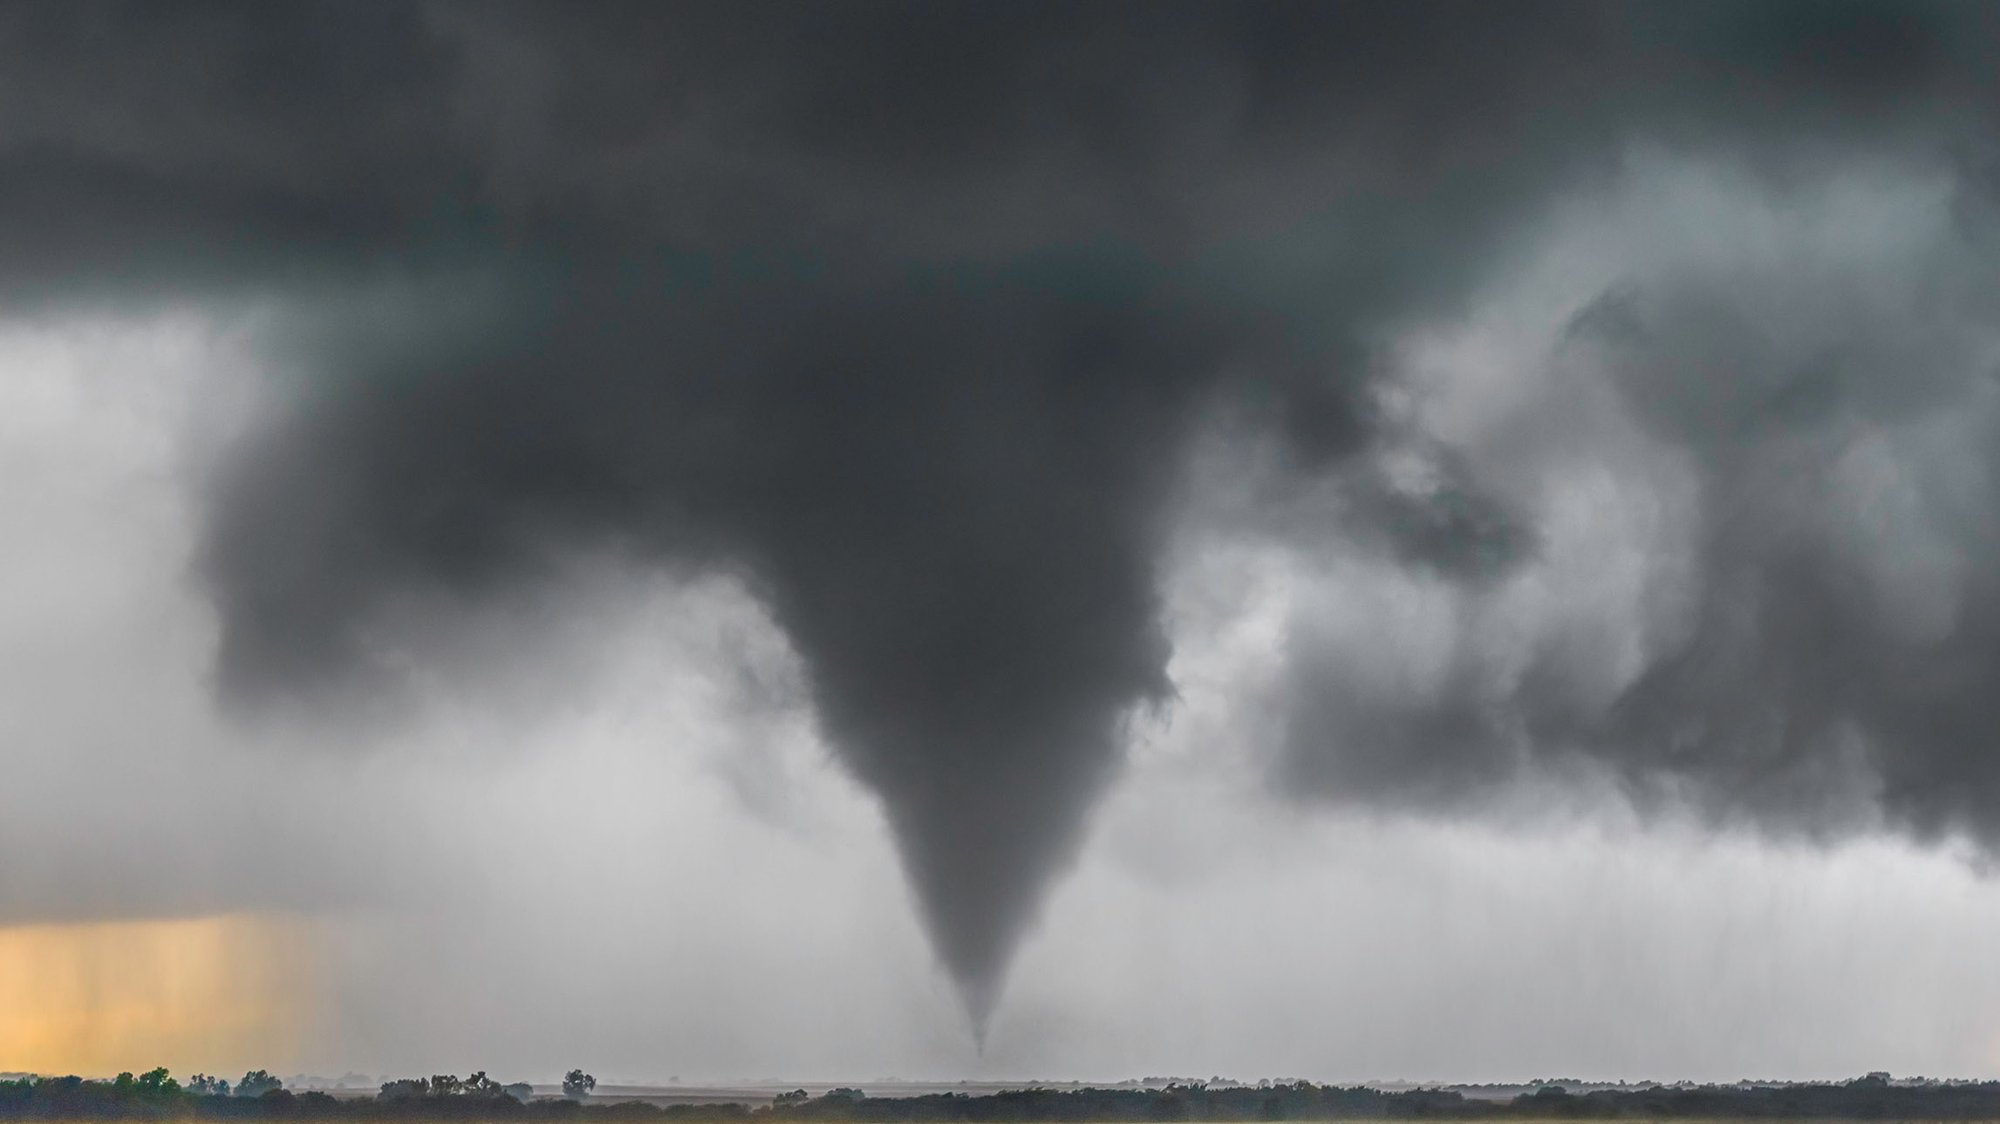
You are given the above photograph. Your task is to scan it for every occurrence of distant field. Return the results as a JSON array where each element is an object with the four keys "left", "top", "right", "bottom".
[
  {"left": 33, "top": 1076, "right": 2000, "bottom": 1123},
  {"left": 611, "top": 1110, "right": 2000, "bottom": 1121}
]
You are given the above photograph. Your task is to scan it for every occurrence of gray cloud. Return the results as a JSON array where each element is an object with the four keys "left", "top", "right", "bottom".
[
  {"left": 10, "top": 0, "right": 2000, "bottom": 1031},
  {"left": 1273, "top": 156, "right": 2000, "bottom": 847}
]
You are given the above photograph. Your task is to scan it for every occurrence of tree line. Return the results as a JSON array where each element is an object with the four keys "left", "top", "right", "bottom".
[{"left": 6, "top": 1070, "right": 2000, "bottom": 1121}]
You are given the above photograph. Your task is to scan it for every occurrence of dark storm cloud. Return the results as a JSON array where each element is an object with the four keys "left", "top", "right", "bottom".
[
  {"left": 1276, "top": 160, "right": 2000, "bottom": 843},
  {"left": 1584, "top": 258, "right": 2000, "bottom": 846},
  {"left": 10, "top": 0, "right": 2000, "bottom": 1026}
]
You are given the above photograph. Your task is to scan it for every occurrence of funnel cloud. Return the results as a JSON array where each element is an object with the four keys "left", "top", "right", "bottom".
[{"left": 9, "top": 0, "right": 2000, "bottom": 1029}]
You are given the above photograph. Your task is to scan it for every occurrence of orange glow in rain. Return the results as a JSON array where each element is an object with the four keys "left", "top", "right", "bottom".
[{"left": 0, "top": 914, "right": 318, "bottom": 1077}]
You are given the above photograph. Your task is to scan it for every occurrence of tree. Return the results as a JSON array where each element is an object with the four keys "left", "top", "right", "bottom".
[
  {"left": 562, "top": 1070, "right": 596, "bottom": 1099},
  {"left": 378, "top": 1079, "right": 430, "bottom": 1102},
  {"left": 774, "top": 1090, "right": 810, "bottom": 1108},
  {"left": 189, "top": 1075, "right": 231, "bottom": 1097},
  {"left": 236, "top": 1071, "right": 282, "bottom": 1098}
]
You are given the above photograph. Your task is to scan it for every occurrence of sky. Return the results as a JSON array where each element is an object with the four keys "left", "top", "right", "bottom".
[{"left": 7, "top": 0, "right": 2000, "bottom": 1086}]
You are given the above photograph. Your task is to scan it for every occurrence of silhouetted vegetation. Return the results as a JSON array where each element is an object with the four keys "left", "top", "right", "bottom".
[
  {"left": 8, "top": 1071, "right": 2000, "bottom": 1121},
  {"left": 237, "top": 1074, "right": 284, "bottom": 1100}
]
